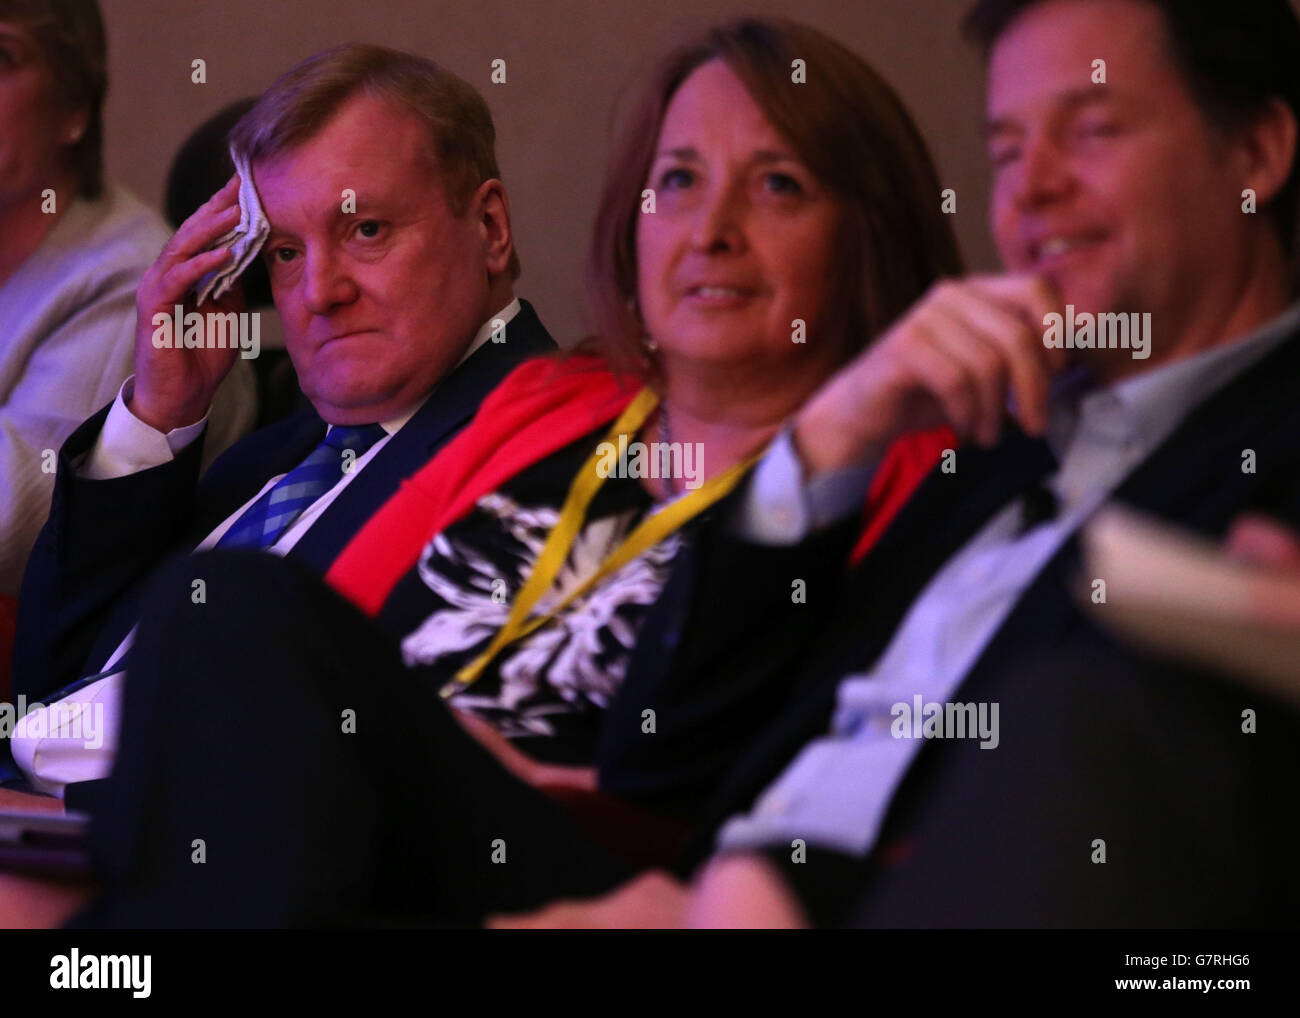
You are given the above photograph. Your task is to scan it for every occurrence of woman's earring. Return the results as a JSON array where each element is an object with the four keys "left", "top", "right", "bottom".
[{"left": 627, "top": 296, "right": 658, "bottom": 354}]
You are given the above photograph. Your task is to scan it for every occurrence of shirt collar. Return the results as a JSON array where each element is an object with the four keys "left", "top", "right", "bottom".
[{"left": 461, "top": 297, "right": 521, "bottom": 366}]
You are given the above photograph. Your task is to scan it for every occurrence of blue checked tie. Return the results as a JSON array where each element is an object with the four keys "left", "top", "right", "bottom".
[{"left": 215, "top": 423, "right": 388, "bottom": 550}]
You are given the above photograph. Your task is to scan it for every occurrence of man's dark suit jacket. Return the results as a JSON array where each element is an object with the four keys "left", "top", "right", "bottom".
[
  {"left": 12, "top": 299, "right": 555, "bottom": 708},
  {"left": 603, "top": 328, "right": 1300, "bottom": 927}
]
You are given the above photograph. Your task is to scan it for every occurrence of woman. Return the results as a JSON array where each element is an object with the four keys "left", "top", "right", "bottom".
[
  {"left": 324, "top": 16, "right": 960, "bottom": 778},
  {"left": 74, "top": 16, "right": 961, "bottom": 926},
  {"left": 0, "top": 0, "right": 167, "bottom": 601},
  {"left": 0, "top": 0, "right": 253, "bottom": 601}
]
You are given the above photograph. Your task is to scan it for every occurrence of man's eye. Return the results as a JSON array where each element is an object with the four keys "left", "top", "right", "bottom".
[
  {"left": 355, "top": 220, "right": 383, "bottom": 239},
  {"left": 658, "top": 168, "right": 694, "bottom": 190},
  {"left": 271, "top": 247, "right": 297, "bottom": 264}
]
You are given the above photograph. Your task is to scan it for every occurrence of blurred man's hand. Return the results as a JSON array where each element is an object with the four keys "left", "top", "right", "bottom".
[
  {"left": 685, "top": 853, "right": 810, "bottom": 928},
  {"left": 488, "top": 870, "right": 690, "bottom": 928},
  {"left": 488, "top": 853, "right": 811, "bottom": 929},
  {"left": 1225, "top": 514, "right": 1300, "bottom": 570},
  {"left": 794, "top": 274, "right": 1063, "bottom": 475}
]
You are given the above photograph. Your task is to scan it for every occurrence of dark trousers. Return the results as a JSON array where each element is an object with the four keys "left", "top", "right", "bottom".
[{"left": 71, "top": 551, "right": 631, "bottom": 928}]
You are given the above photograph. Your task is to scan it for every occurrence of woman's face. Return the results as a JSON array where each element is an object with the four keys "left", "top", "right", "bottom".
[
  {"left": 636, "top": 59, "right": 841, "bottom": 374},
  {"left": 0, "top": 21, "right": 79, "bottom": 208}
]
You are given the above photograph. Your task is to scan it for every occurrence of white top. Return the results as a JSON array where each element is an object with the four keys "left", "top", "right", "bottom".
[{"left": 0, "top": 184, "right": 257, "bottom": 596}]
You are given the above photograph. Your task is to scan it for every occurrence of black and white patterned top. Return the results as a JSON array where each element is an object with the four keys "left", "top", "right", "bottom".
[{"left": 377, "top": 427, "right": 686, "bottom": 764}]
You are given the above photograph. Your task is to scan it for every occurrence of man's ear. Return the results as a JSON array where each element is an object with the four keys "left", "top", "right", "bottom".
[
  {"left": 473, "top": 178, "right": 513, "bottom": 278},
  {"left": 1236, "top": 97, "right": 1298, "bottom": 209}
]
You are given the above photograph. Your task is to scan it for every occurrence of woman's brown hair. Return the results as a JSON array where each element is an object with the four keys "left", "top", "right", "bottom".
[{"left": 585, "top": 16, "right": 963, "bottom": 382}]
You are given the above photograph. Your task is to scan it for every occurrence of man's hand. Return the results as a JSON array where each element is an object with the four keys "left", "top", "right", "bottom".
[
  {"left": 0, "top": 874, "right": 94, "bottom": 929},
  {"left": 487, "top": 853, "right": 811, "bottom": 929},
  {"left": 488, "top": 870, "right": 690, "bottom": 928},
  {"left": 0, "top": 788, "right": 64, "bottom": 814},
  {"left": 0, "top": 790, "right": 84, "bottom": 927},
  {"left": 793, "top": 274, "right": 1065, "bottom": 475},
  {"left": 1226, "top": 514, "right": 1300, "bottom": 570},
  {"left": 684, "top": 852, "right": 810, "bottom": 928},
  {"left": 129, "top": 173, "right": 248, "bottom": 433},
  {"left": 452, "top": 710, "right": 596, "bottom": 792}
]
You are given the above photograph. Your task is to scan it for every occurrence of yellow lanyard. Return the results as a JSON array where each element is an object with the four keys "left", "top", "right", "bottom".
[{"left": 444, "top": 386, "right": 759, "bottom": 698}]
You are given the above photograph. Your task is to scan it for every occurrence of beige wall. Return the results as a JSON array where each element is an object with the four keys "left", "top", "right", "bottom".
[{"left": 99, "top": 0, "right": 996, "bottom": 345}]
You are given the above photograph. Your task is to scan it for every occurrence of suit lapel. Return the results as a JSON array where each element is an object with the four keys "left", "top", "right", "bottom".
[{"left": 1114, "top": 332, "right": 1300, "bottom": 526}]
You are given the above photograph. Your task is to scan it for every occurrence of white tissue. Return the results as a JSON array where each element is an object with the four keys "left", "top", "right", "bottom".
[{"left": 195, "top": 146, "right": 270, "bottom": 307}]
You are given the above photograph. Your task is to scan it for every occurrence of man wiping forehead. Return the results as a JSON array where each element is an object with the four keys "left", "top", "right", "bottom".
[{"left": 11, "top": 44, "right": 556, "bottom": 805}]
